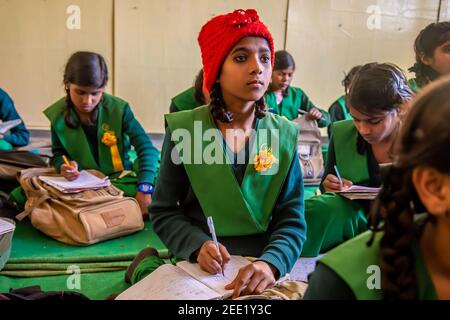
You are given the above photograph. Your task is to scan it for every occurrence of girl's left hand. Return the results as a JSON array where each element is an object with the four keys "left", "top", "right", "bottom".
[
  {"left": 135, "top": 191, "right": 152, "bottom": 214},
  {"left": 305, "top": 108, "right": 322, "bottom": 121},
  {"left": 225, "top": 261, "right": 277, "bottom": 299}
]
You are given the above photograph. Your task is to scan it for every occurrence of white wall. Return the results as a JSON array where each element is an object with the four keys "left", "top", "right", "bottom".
[
  {"left": 0, "top": 0, "right": 113, "bottom": 129},
  {"left": 286, "top": 0, "right": 441, "bottom": 109},
  {"left": 0, "top": 0, "right": 447, "bottom": 133}
]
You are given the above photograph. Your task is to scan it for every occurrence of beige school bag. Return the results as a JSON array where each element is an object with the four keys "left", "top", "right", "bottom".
[
  {"left": 15, "top": 168, "right": 144, "bottom": 246},
  {"left": 294, "top": 115, "right": 324, "bottom": 186}
]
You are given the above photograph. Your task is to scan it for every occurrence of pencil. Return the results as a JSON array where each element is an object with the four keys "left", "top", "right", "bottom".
[{"left": 62, "top": 155, "right": 72, "bottom": 168}]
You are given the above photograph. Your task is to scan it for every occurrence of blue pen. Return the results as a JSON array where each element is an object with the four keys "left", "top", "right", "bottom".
[
  {"left": 207, "top": 216, "right": 225, "bottom": 277},
  {"left": 334, "top": 165, "right": 343, "bottom": 186}
]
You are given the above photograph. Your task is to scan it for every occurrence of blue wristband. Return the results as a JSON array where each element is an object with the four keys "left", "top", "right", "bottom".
[{"left": 137, "top": 183, "right": 154, "bottom": 194}]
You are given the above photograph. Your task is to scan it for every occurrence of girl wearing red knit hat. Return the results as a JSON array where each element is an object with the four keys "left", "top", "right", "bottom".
[{"left": 126, "top": 9, "right": 306, "bottom": 299}]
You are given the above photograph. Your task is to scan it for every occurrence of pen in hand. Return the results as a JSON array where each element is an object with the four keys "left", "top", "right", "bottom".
[
  {"left": 334, "top": 165, "right": 343, "bottom": 187},
  {"left": 207, "top": 216, "right": 225, "bottom": 277}
]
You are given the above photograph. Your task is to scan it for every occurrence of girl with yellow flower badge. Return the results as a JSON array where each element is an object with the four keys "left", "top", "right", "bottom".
[
  {"left": 43, "top": 51, "right": 159, "bottom": 216},
  {"left": 126, "top": 9, "right": 306, "bottom": 299}
]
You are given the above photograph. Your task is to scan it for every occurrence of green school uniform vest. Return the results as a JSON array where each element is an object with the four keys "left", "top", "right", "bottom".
[
  {"left": 165, "top": 106, "right": 298, "bottom": 236},
  {"left": 337, "top": 96, "right": 352, "bottom": 120},
  {"left": 320, "top": 230, "right": 438, "bottom": 300},
  {"left": 332, "top": 120, "right": 370, "bottom": 184},
  {"left": 301, "top": 120, "right": 369, "bottom": 257},
  {"left": 265, "top": 87, "right": 304, "bottom": 121},
  {"left": 172, "top": 87, "right": 202, "bottom": 112},
  {"left": 44, "top": 94, "right": 126, "bottom": 176}
]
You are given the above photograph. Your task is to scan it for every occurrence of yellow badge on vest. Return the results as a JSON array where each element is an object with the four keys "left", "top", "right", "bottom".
[
  {"left": 254, "top": 144, "right": 278, "bottom": 173},
  {"left": 101, "top": 129, "right": 124, "bottom": 173}
]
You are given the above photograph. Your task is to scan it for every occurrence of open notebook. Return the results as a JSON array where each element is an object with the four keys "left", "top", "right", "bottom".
[
  {"left": 0, "top": 119, "right": 22, "bottom": 135},
  {"left": 336, "top": 185, "right": 381, "bottom": 200},
  {"left": 38, "top": 170, "right": 110, "bottom": 193},
  {"left": 116, "top": 255, "right": 251, "bottom": 300}
]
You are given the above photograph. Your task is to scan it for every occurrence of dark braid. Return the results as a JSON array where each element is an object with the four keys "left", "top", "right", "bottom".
[
  {"left": 368, "top": 76, "right": 450, "bottom": 300},
  {"left": 208, "top": 83, "right": 266, "bottom": 123},
  {"left": 370, "top": 167, "right": 421, "bottom": 299}
]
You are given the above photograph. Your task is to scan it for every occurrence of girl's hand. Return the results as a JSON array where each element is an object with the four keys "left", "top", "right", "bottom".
[
  {"left": 61, "top": 161, "right": 79, "bottom": 181},
  {"left": 323, "top": 174, "right": 353, "bottom": 192},
  {"left": 225, "top": 261, "right": 277, "bottom": 299},
  {"left": 197, "top": 240, "right": 231, "bottom": 275},
  {"left": 135, "top": 191, "right": 152, "bottom": 214},
  {"left": 305, "top": 108, "right": 323, "bottom": 121}
]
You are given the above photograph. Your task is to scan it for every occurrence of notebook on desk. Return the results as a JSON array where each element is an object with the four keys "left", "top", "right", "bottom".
[
  {"left": 116, "top": 255, "right": 251, "bottom": 300},
  {"left": 337, "top": 185, "right": 381, "bottom": 200},
  {"left": 38, "top": 170, "right": 111, "bottom": 193}
]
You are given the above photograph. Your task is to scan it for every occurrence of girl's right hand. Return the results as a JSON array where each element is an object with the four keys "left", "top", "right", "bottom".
[
  {"left": 61, "top": 161, "right": 80, "bottom": 181},
  {"left": 323, "top": 174, "right": 353, "bottom": 192},
  {"left": 197, "top": 240, "right": 231, "bottom": 275}
]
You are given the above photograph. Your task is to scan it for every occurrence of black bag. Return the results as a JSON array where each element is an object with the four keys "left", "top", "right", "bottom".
[
  {"left": 0, "top": 151, "right": 49, "bottom": 179},
  {"left": 0, "top": 286, "right": 89, "bottom": 301},
  {"left": 0, "top": 151, "right": 49, "bottom": 193}
]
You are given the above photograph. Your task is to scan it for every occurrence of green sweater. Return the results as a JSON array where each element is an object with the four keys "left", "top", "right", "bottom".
[
  {"left": 0, "top": 88, "right": 30, "bottom": 147},
  {"left": 265, "top": 86, "right": 330, "bottom": 127},
  {"left": 149, "top": 125, "right": 307, "bottom": 278},
  {"left": 50, "top": 103, "right": 159, "bottom": 185}
]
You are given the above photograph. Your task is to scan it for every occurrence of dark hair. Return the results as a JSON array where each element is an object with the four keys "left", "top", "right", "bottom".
[
  {"left": 369, "top": 76, "right": 450, "bottom": 300},
  {"left": 208, "top": 83, "right": 266, "bottom": 123},
  {"left": 274, "top": 50, "right": 296, "bottom": 71},
  {"left": 409, "top": 22, "right": 450, "bottom": 87},
  {"left": 342, "top": 65, "right": 363, "bottom": 95},
  {"left": 268, "top": 51, "right": 296, "bottom": 96},
  {"left": 193, "top": 69, "right": 206, "bottom": 105},
  {"left": 348, "top": 63, "right": 412, "bottom": 116},
  {"left": 63, "top": 51, "right": 109, "bottom": 128}
]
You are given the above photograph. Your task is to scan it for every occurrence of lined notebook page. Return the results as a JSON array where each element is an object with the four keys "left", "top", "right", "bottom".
[
  {"left": 115, "top": 264, "right": 220, "bottom": 300},
  {"left": 177, "top": 255, "right": 251, "bottom": 297}
]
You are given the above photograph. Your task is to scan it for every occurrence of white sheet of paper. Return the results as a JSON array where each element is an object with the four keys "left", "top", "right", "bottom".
[
  {"left": 177, "top": 255, "right": 251, "bottom": 297},
  {"left": 38, "top": 170, "right": 110, "bottom": 192},
  {"left": 0, "top": 119, "right": 22, "bottom": 134},
  {"left": 288, "top": 256, "right": 323, "bottom": 283},
  {"left": 338, "top": 185, "right": 381, "bottom": 193},
  {"left": 115, "top": 264, "right": 220, "bottom": 300},
  {"left": 0, "top": 219, "right": 15, "bottom": 236}
]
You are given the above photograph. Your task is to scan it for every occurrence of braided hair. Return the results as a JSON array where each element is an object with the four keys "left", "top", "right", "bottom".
[
  {"left": 208, "top": 82, "right": 266, "bottom": 123},
  {"left": 369, "top": 76, "right": 450, "bottom": 299},
  {"left": 409, "top": 22, "right": 450, "bottom": 88},
  {"left": 63, "top": 51, "right": 109, "bottom": 128}
]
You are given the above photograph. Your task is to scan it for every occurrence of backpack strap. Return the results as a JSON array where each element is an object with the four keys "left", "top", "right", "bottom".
[{"left": 15, "top": 190, "right": 50, "bottom": 221}]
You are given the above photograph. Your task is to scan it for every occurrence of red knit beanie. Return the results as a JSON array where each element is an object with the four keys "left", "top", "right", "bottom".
[{"left": 198, "top": 9, "right": 275, "bottom": 95}]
